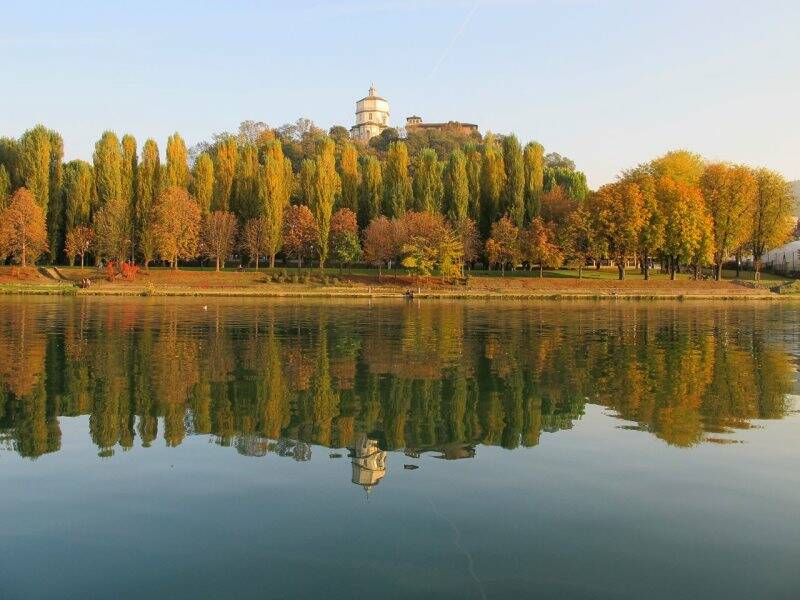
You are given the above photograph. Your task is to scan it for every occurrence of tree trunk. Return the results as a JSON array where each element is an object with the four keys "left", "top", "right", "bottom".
[
  {"left": 80, "top": 254, "right": 84, "bottom": 269},
  {"left": 215, "top": 255, "right": 220, "bottom": 272},
  {"left": 618, "top": 261, "right": 625, "bottom": 280},
  {"left": 270, "top": 253, "right": 275, "bottom": 269},
  {"left": 694, "top": 263, "right": 700, "bottom": 280},
  {"left": 255, "top": 255, "right": 259, "bottom": 271},
  {"left": 578, "top": 265, "right": 583, "bottom": 279},
  {"left": 643, "top": 250, "right": 650, "bottom": 281},
  {"left": 595, "top": 261, "right": 601, "bottom": 271},
  {"left": 173, "top": 254, "right": 178, "bottom": 270},
  {"left": 735, "top": 250, "right": 741, "bottom": 278},
  {"left": 21, "top": 242, "right": 27, "bottom": 267},
  {"left": 539, "top": 263, "right": 543, "bottom": 278}
]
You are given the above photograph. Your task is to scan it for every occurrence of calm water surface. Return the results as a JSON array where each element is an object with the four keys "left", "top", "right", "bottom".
[{"left": 1, "top": 297, "right": 799, "bottom": 599}]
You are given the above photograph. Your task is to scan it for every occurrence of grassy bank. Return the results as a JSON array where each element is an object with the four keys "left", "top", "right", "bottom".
[{"left": 0, "top": 265, "right": 795, "bottom": 299}]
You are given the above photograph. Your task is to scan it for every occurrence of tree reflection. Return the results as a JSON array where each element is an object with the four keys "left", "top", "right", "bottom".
[{"left": 0, "top": 300, "right": 795, "bottom": 459}]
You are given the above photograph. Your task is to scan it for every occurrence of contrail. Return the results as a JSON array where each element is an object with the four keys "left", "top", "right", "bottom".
[{"left": 430, "top": 1, "right": 480, "bottom": 77}]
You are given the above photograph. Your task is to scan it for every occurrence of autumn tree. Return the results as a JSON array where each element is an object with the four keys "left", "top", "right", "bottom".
[
  {"left": 152, "top": 186, "right": 201, "bottom": 269},
  {"left": 201, "top": 211, "right": 237, "bottom": 271},
  {"left": 750, "top": 169, "right": 796, "bottom": 279},
  {"left": 383, "top": 141, "right": 412, "bottom": 217},
  {"left": 311, "top": 137, "right": 341, "bottom": 269},
  {"left": 212, "top": 136, "right": 237, "bottom": 211},
  {"left": 0, "top": 188, "right": 48, "bottom": 267},
  {"left": 165, "top": 132, "right": 189, "bottom": 189},
  {"left": 562, "top": 207, "right": 593, "bottom": 278},
  {"left": 192, "top": 152, "right": 215, "bottom": 216},
  {"left": 587, "top": 181, "right": 646, "bottom": 280},
  {"left": 18, "top": 125, "right": 52, "bottom": 212},
  {"left": 242, "top": 217, "right": 270, "bottom": 270},
  {"left": 359, "top": 155, "right": 383, "bottom": 228},
  {"left": 363, "top": 216, "right": 398, "bottom": 275},
  {"left": 656, "top": 177, "right": 706, "bottom": 280},
  {"left": 456, "top": 217, "right": 480, "bottom": 269},
  {"left": 523, "top": 141, "right": 544, "bottom": 223},
  {"left": 282, "top": 204, "right": 317, "bottom": 268},
  {"left": 485, "top": 216, "right": 519, "bottom": 274},
  {"left": 540, "top": 184, "right": 577, "bottom": 229},
  {"left": 338, "top": 142, "right": 361, "bottom": 212},
  {"left": 444, "top": 149, "right": 469, "bottom": 224},
  {"left": 65, "top": 225, "right": 94, "bottom": 267},
  {"left": 413, "top": 148, "right": 444, "bottom": 213},
  {"left": 398, "top": 211, "right": 462, "bottom": 278},
  {"left": 502, "top": 134, "right": 525, "bottom": 227},
  {"left": 259, "top": 140, "right": 293, "bottom": 268},
  {"left": 329, "top": 208, "right": 361, "bottom": 269},
  {"left": 521, "top": 217, "right": 562, "bottom": 277},
  {"left": 0, "top": 165, "right": 10, "bottom": 209},
  {"left": 622, "top": 169, "right": 661, "bottom": 280}
]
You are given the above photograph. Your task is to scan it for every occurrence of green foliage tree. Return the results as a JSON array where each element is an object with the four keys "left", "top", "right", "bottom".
[
  {"left": 464, "top": 145, "right": 482, "bottom": 223},
  {"left": 260, "top": 140, "right": 293, "bottom": 267},
  {"left": 523, "top": 141, "right": 544, "bottom": 223},
  {"left": 18, "top": 125, "right": 51, "bottom": 212},
  {"left": 413, "top": 148, "right": 444, "bottom": 213},
  {"left": 338, "top": 142, "right": 361, "bottom": 212},
  {"left": 480, "top": 135, "right": 505, "bottom": 236},
  {"left": 502, "top": 135, "right": 525, "bottom": 227},
  {"left": 311, "top": 137, "right": 341, "bottom": 269},
  {"left": 444, "top": 149, "right": 469, "bottom": 225},
  {"left": 359, "top": 155, "right": 383, "bottom": 228},
  {"left": 165, "top": 132, "right": 189, "bottom": 189},
  {"left": 64, "top": 160, "right": 94, "bottom": 233},
  {"left": 299, "top": 158, "right": 316, "bottom": 206},
  {"left": 232, "top": 144, "right": 260, "bottom": 221},
  {"left": 136, "top": 139, "right": 161, "bottom": 266},
  {"left": 192, "top": 153, "right": 215, "bottom": 216},
  {"left": 93, "top": 131, "right": 122, "bottom": 210},
  {"left": 212, "top": 136, "right": 237, "bottom": 211},
  {"left": 383, "top": 141, "right": 412, "bottom": 217}
]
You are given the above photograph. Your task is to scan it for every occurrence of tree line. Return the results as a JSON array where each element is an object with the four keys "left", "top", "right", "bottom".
[{"left": 0, "top": 121, "right": 794, "bottom": 279}]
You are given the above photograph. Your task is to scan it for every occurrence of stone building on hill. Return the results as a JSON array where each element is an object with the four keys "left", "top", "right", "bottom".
[
  {"left": 405, "top": 115, "right": 479, "bottom": 136},
  {"left": 350, "top": 85, "right": 390, "bottom": 143}
]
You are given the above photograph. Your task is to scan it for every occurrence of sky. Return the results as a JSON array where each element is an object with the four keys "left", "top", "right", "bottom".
[{"left": 1, "top": 0, "right": 799, "bottom": 188}]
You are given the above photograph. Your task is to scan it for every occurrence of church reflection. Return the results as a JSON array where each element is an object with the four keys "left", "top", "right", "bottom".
[{"left": 0, "top": 300, "right": 797, "bottom": 461}]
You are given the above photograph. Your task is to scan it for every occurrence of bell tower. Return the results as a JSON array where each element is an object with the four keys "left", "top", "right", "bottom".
[{"left": 350, "top": 84, "right": 390, "bottom": 143}]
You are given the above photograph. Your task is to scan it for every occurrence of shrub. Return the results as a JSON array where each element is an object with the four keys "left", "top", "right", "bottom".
[{"left": 291, "top": 275, "right": 299, "bottom": 284}]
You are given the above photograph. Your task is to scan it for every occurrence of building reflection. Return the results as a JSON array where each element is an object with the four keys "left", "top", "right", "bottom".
[{"left": 350, "top": 434, "right": 387, "bottom": 494}]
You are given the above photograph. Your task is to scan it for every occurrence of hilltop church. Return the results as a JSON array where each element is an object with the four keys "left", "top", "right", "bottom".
[{"left": 349, "top": 85, "right": 478, "bottom": 143}]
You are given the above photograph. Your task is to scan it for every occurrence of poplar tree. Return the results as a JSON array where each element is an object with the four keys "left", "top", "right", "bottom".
[
  {"left": 383, "top": 141, "right": 412, "bottom": 218},
  {"left": 523, "top": 141, "right": 544, "bottom": 223},
  {"left": 464, "top": 145, "right": 482, "bottom": 222},
  {"left": 136, "top": 139, "right": 161, "bottom": 267},
  {"left": 93, "top": 131, "right": 122, "bottom": 209},
  {"left": 232, "top": 144, "right": 259, "bottom": 221},
  {"left": 0, "top": 165, "right": 10, "bottom": 210},
  {"left": 47, "top": 130, "right": 64, "bottom": 261},
  {"left": 502, "top": 134, "right": 524, "bottom": 227},
  {"left": 120, "top": 134, "right": 137, "bottom": 257},
  {"left": 359, "top": 155, "right": 383, "bottom": 228},
  {"left": 339, "top": 142, "right": 361, "bottom": 212},
  {"left": 299, "top": 159, "right": 316, "bottom": 206},
  {"left": 0, "top": 137, "right": 21, "bottom": 190},
  {"left": 192, "top": 153, "right": 214, "bottom": 216},
  {"left": 63, "top": 160, "right": 94, "bottom": 233},
  {"left": 413, "top": 148, "right": 444, "bottom": 213},
  {"left": 260, "top": 140, "right": 293, "bottom": 268},
  {"left": 480, "top": 134, "right": 505, "bottom": 235},
  {"left": 166, "top": 132, "right": 189, "bottom": 189},
  {"left": 212, "top": 136, "right": 237, "bottom": 211},
  {"left": 18, "top": 125, "right": 51, "bottom": 212},
  {"left": 311, "top": 137, "right": 341, "bottom": 269},
  {"left": 444, "top": 149, "right": 469, "bottom": 224}
]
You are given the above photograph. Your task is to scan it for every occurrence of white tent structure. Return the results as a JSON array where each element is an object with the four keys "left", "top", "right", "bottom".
[{"left": 762, "top": 240, "right": 800, "bottom": 273}]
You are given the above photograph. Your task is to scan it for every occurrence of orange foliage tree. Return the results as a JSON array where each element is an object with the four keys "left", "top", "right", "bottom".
[
  {"left": 282, "top": 204, "right": 317, "bottom": 268},
  {"left": 0, "top": 188, "right": 48, "bottom": 267},
  {"left": 485, "top": 216, "right": 520, "bottom": 274},
  {"left": 65, "top": 225, "right": 94, "bottom": 267},
  {"left": 201, "top": 210, "right": 238, "bottom": 271},
  {"left": 152, "top": 186, "right": 201, "bottom": 269},
  {"left": 362, "top": 216, "right": 398, "bottom": 276}
]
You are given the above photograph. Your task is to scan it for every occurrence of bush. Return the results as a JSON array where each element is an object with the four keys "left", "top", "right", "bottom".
[
  {"left": 291, "top": 275, "right": 299, "bottom": 284},
  {"left": 330, "top": 277, "right": 339, "bottom": 285},
  {"left": 322, "top": 275, "right": 330, "bottom": 285}
]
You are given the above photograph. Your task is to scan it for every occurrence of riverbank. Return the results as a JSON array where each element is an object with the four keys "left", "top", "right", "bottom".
[{"left": 1, "top": 265, "right": 796, "bottom": 300}]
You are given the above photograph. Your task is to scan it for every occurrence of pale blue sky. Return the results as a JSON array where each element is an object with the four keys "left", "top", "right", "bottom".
[{"left": 2, "top": 0, "right": 798, "bottom": 187}]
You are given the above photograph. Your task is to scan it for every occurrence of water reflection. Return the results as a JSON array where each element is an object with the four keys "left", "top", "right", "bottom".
[{"left": 0, "top": 299, "right": 796, "bottom": 463}]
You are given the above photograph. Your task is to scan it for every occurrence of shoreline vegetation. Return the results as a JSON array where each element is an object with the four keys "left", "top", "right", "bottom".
[
  {"left": 2, "top": 265, "right": 796, "bottom": 300},
  {"left": 1, "top": 123, "right": 796, "bottom": 290}
]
